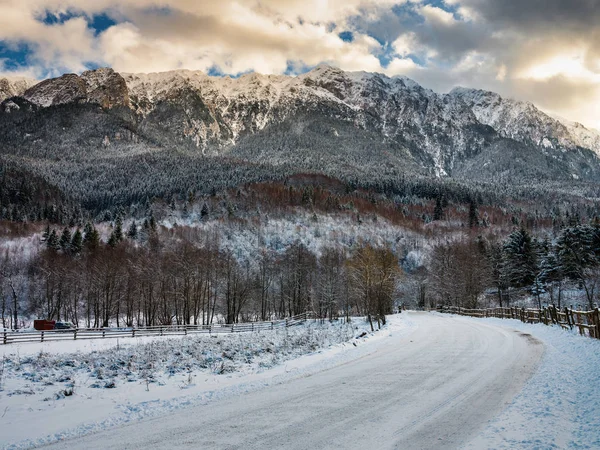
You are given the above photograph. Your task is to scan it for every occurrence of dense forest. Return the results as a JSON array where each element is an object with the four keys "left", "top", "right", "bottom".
[{"left": 1, "top": 176, "right": 599, "bottom": 331}]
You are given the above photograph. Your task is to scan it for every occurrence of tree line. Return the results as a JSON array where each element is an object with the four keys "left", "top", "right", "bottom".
[
  {"left": 0, "top": 224, "right": 401, "bottom": 331},
  {"left": 427, "top": 221, "right": 600, "bottom": 310}
]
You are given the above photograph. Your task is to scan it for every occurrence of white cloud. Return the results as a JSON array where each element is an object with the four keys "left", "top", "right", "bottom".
[{"left": 0, "top": 0, "right": 598, "bottom": 129}]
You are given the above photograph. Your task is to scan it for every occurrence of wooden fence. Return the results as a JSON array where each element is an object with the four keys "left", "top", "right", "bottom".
[
  {"left": 438, "top": 305, "right": 600, "bottom": 339},
  {"left": 1, "top": 312, "right": 314, "bottom": 345}
]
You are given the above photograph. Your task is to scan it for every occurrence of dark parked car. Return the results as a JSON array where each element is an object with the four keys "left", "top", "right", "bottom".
[{"left": 54, "top": 322, "right": 74, "bottom": 330}]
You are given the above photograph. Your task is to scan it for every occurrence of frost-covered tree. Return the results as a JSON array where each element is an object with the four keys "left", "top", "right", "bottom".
[{"left": 503, "top": 227, "right": 539, "bottom": 289}]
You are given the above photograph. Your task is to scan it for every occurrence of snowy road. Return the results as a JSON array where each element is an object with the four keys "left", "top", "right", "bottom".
[{"left": 42, "top": 312, "right": 543, "bottom": 450}]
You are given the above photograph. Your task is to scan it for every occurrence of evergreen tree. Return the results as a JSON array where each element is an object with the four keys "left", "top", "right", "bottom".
[
  {"left": 468, "top": 199, "right": 478, "bottom": 229},
  {"left": 71, "top": 228, "right": 83, "bottom": 254},
  {"left": 107, "top": 231, "right": 118, "bottom": 247},
  {"left": 83, "top": 223, "right": 100, "bottom": 250},
  {"left": 503, "top": 227, "right": 539, "bottom": 288},
  {"left": 59, "top": 227, "right": 72, "bottom": 253},
  {"left": 127, "top": 220, "right": 138, "bottom": 240},
  {"left": 46, "top": 229, "right": 59, "bottom": 251},
  {"left": 200, "top": 203, "right": 209, "bottom": 220},
  {"left": 556, "top": 225, "right": 596, "bottom": 280},
  {"left": 83, "top": 222, "right": 93, "bottom": 238},
  {"left": 433, "top": 196, "right": 444, "bottom": 221},
  {"left": 113, "top": 216, "right": 124, "bottom": 243}
]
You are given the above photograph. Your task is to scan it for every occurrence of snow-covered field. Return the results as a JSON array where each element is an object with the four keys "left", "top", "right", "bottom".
[{"left": 1, "top": 317, "right": 412, "bottom": 449}]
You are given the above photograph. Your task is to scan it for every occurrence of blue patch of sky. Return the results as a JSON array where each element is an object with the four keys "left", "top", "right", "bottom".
[
  {"left": 338, "top": 31, "right": 354, "bottom": 43},
  {"left": 338, "top": 31, "right": 355, "bottom": 43},
  {"left": 89, "top": 14, "right": 118, "bottom": 34},
  {"left": 0, "top": 42, "right": 31, "bottom": 70},
  {"left": 207, "top": 65, "right": 254, "bottom": 78},
  {"left": 284, "top": 60, "right": 316, "bottom": 76},
  {"left": 3, "top": 10, "right": 119, "bottom": 73},
  {"left": 36, "top": 9, "right": 118, "bottom": 35},
  {"left": 37, "top": 10, "right": 77, "bottom": 25}
]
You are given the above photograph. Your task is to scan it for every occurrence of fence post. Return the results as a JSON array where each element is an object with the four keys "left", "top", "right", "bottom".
[
  {"left": 74, "top": 329, "right": 77, "bottom": 340},
  {"left": 132, "top": 329, "right": 136, "bottom": 338},
  {"left": 565, "top": 307, "right": 572, "bottom": 329},
  {"left": 41, "top": 331, "right": 44, "bottom": 342},
  {"left": 3, "top": 330, "right": 7, "bottom": 344},
  {"left": 160, "top": 327, "right": 163, "bottom": 336},
  {"left": 102, "top": 330, "right": 106, "bottom": 338},
  {"left": 594, "top": 308, "right": 600, "bottom": 339}
]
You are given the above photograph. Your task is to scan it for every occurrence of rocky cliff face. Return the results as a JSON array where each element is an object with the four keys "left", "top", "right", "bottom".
[
  {"left": 1, "top": 65, "right": 600, "bottom": 181},
  {"left": 21, "top": 68, "right": 129, "bottom": 109},
  {"left": 0, "top": 77, "right": 37, "bottom": 105}
]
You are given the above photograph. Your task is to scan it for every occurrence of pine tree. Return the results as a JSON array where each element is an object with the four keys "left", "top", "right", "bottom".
[
  {"left": 468, "top": 199, "right": 478, "bottom": 229},
  {"left": 83, "top": 223, "right": 100, "bottom": 250},
  {"left": 503, "top": 227, "right": 539, "bottom": 288},
  {"left": 59, "top": 227, "right": 72, "bottom": 253},
  {"left": 71, "top": 228, "right": 83, "bottom": 254},
  {"left": 433, "top": 196, "right": 444, "bottom": 221},
  {"left": 107, "top": 231, "right": 118, "bottom": 247},
  {"left": 200, "top": 203, "right": 209, "bottom": 220},
  {"left": 127, "top": 220, "right": 138, "bottom": 240},
  {"left": 556, "top": 225, "right": 596, "bottom": 280},
  {"left": 113, "top": 216, "right": 124, "bottom": 243},
  {"left": 46, "top": 229, "right": 59, "bottom": 251}
]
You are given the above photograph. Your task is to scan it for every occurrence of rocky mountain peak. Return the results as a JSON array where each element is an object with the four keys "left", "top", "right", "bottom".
[
  {"left": 0, "top": 76, "right": 37, "bottom": 103},
  {"left": 22, "top": 68, "right": 129, "bottom": 109}
]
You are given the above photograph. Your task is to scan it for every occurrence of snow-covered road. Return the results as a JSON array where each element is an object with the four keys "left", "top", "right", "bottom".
[{"left": 43, "top": 312, "right": 543, "bottom": 449}]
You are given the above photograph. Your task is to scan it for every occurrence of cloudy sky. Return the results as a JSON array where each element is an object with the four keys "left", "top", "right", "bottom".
[{"left": 0, "top": 0, "right": 598, "bottom": 129}]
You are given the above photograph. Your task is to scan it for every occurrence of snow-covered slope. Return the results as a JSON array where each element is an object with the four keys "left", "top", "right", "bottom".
[{"left": 450, "top": 87, "right": 600, "bottom": 155}]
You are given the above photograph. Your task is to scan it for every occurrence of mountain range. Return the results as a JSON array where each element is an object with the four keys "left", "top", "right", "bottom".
[{"left": 1, "top": 65, "right": 599, "bottom": 212}]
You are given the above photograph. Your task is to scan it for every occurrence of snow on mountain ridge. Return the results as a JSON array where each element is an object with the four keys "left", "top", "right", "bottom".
[
  {"left": 450, "top": 86, "right": 600, "bottom": 155},
  {"left": 4, "top": 65, "right": 600, "bottom": 161},
  {"left": 0, "top": 76, "right": 37, "bottom": 103}
]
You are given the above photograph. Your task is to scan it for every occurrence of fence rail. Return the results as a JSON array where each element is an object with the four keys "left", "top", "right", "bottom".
[
  {"left": 1, "top": 312, "right": 314, "bottom": 345},
  {"left": 438, "top": 305, "right": 600, "bottom": 339}
]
